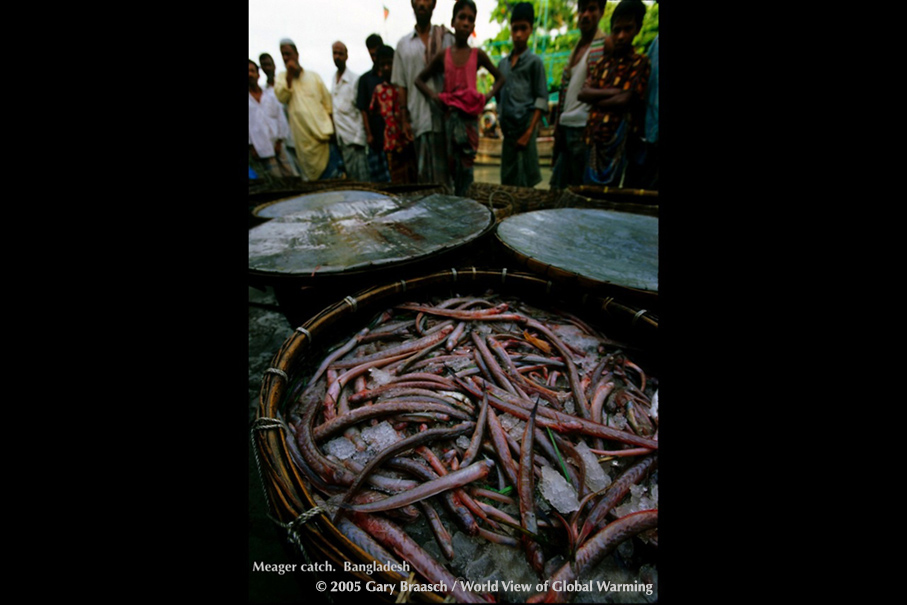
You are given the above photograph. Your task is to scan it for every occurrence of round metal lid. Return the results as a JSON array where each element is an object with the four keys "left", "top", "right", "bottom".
[
  {"left": 249, "top": 191, "right": 494, "bottom": 277},
  {"left": 253, "top": 189, "right": 388, "bottom": 219},
  {"left": 495, "top": 208, "right": 658, "bottom": 293}
]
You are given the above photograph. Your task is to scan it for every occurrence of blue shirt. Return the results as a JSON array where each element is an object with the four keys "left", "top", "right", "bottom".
[
  {"left": 644, "top": 35, "right": 658, "bottom": 143},
  {"left": 495, "top": 50, "right": 548, "bottom": 139}
]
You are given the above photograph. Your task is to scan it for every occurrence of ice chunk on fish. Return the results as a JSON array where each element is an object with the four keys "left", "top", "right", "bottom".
[
  {"left": 324, "top": 436, "right": 357, "bottom": 460},
  {"left": 367, "top": 367, "right": 394, "bottom": 387},
  {"left": 360, "top": 421, "right": 401, "bottom": 452},
  {"left": 539, "top": 464, "right": 580, "bottom": 513},
  {"left": 575, "top": 440, "right": 611, "bottom": 493}
]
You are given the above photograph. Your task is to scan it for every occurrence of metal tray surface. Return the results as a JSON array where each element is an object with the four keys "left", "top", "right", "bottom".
[
  {"left": 496, "top": 208, "right": 658, "bottom": 292},
  {"left": 248, "top": 193, "right": 493, "bottom": 276},
  {"left": 254, "top": 189, "right": 389, "bottom": 218}
]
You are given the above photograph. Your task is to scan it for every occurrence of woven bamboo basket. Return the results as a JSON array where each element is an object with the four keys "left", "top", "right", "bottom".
[
  {"left": 252, "top": 267, "right": 658, "bottom": 603},
  {"left": 555, "top": 186, "right": 659, "bottom": 217},
  {"left": 466, "top": 182, "right": 560, "bottom": 217}
]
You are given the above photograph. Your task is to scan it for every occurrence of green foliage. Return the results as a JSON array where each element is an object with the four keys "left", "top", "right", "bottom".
[
  {"left": 481, "top": 0, "right": 659, "bottom": 91},
  {"left": 477, "top": 70, "right": 496, "bottom": 96},
  {"left": 488, "top": 0, "right": 574, "bottom": 29},
  {"left": 634, "top": 2, "right": 658, "bottom": 55},
  {"left": 482, "top": 0, "right": 578, "bottom": 91}
]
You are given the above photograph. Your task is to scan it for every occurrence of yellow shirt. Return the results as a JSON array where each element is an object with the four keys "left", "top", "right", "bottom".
[{"left": 275, "top": 69, "right": 333, "bottom": 180}]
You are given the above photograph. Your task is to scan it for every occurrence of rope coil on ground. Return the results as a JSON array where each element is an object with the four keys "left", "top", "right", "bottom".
[
  {"left": 264, "top": 367, "right": 289, "bottom": 381},
  {"left": 274, "top": 506, "right": 334, "bottom": 604},
  {"left": 252, "top": 416, "right": 289, "bottom": 433},
  {"left": 282, "top": 506, "right": 327, "bottom": 557},
  {"left": 250, "top": 416, "right": 290, "bottom": 524},
  {"left": 282, "top": 505, "right": 327, "bottom": 535}
]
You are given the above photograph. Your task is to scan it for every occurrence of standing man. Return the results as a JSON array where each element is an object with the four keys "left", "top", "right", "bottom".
[
  {"left": 357, "top": 34, "right": 391, "bottom": 183},
  {"left": 549, "top": 0, "right": 611, "bottom": 189},
  {"left": 331, "top": 41, "right": 369, "bottom": 182},
  {"left": 495, "top": 2, "right": 549, "bottom": 188},
  {"left": 274, "top": 38, "right": 338, "bottom": 181},
  {"left": 392, "top": 0, "right": 455, "bottom": 189},
  {"left": 260, "top": 52, "right": 301, "bottom": 177},
  {"left": 258, "top": 52, "right": 277, "bottom": 89},
  {"left": 249, "top": 60, "right": 297, "bottom": 184}
]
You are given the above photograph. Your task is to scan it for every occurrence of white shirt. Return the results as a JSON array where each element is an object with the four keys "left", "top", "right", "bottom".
[
  {"left": 558, "top": 46, "right": 593, "bottom": 128},
  {"left": 262, "top": 87, "right": 290, "bottom": 141},
  {"left": 331, "top": 67, "right": 366, "bottom": 147},
  {"left": 267, "top": 83, "right": 296, "bottom": 149},
  {"left": 249, "top": 91, "right": 277, "bottom": 158},
  {"left": 392, "top": 27, "right": 454, "bottom": 138}
]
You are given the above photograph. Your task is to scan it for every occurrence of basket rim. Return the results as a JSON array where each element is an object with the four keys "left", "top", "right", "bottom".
[
  {"left": 567, "top": 185, "right": 659, "bottom": 198},
  {"left": 559, "top": 186, "right": 660, "bottom": 218}
]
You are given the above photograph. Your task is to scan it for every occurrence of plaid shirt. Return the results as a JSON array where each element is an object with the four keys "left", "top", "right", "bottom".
[{"left": 584, "top": 51, "right": 650, "bottom": 145}]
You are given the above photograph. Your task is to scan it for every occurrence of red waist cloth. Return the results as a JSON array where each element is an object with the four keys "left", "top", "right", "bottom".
[{"left": 439, "top": 88, "right": 486, "bottom": 116}]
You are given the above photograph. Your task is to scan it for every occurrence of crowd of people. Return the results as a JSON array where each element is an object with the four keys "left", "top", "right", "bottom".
[{"left": 248, "top": 0, "right": 659, "bottom": 193}]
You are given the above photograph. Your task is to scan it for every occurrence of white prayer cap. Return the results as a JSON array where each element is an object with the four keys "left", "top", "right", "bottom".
[{"left": 279, "top": 38, "right": 296, "bottom": 47}]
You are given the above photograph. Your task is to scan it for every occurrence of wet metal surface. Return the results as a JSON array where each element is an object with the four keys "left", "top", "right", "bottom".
[
  {"left": 249, "top": 192, "right": 493, "bottom": 276},
  {"left": 496, "top": 208, "right": 659, "bottom": 292},
  {"left": 254, "top": 189, "right": 390, "bottom": 218}
]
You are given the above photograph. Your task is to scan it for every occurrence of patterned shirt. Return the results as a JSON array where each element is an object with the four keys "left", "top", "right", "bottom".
[
  {"left": 370, "top": 82, "right": 405, "bottom": 153},
  {"left": 583, "top": 51, "right": 650, "bottom": 145}
]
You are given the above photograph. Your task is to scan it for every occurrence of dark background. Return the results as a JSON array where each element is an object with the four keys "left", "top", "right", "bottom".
[{"left": 132, "top": 0, "right": 805, "bottom": 601}]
